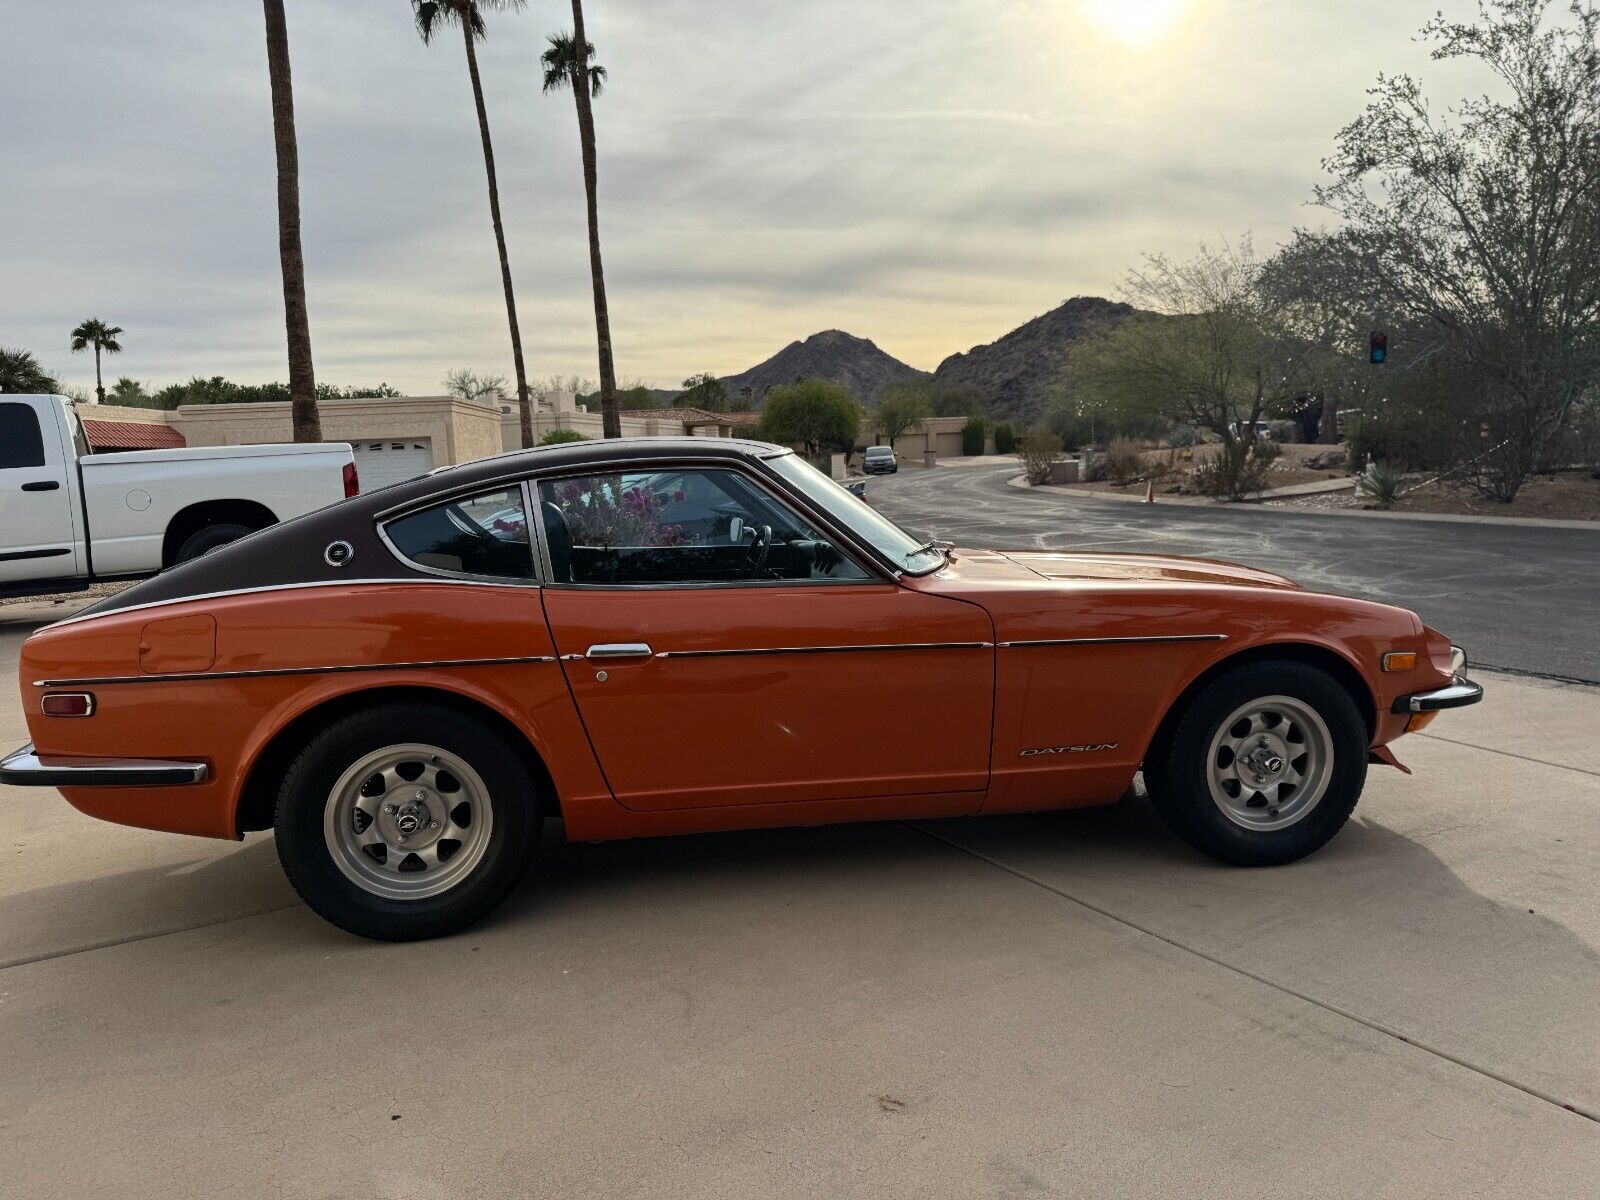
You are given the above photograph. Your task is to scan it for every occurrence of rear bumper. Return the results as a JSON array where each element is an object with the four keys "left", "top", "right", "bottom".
[{"left": 1, "top": 743, "right": 209, "bottom": 788}]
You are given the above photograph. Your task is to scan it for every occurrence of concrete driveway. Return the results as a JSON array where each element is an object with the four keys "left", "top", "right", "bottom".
[
  {"left": 2, "top": 609, "right": 1598, "bottom": 1196},
  {"left": 868, "top": 460, "right": 1600, "bottom": 683}
]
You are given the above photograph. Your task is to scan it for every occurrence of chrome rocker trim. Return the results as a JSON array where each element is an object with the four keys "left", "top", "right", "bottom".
[{"left": 1, "top": 743, "right": 209, "bottom": 788}]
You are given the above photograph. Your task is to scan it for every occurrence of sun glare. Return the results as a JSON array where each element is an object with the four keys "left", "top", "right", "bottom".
[{"left": 1084, "top": 0, "right": 1187, "bottom": 47}]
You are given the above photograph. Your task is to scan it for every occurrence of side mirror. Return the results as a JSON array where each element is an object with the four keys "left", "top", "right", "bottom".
[{"left": 727, "top": 516, "right": 745, "bottom": 544}]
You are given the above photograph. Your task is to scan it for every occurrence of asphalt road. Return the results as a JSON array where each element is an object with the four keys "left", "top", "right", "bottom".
[{"left": 869, "top": 461, "right": 1600, "bottom": 683}]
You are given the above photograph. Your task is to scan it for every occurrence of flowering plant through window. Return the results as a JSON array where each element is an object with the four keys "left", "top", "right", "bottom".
[{"left": 554, "top": 476, "right": 690, "bottom": 547}]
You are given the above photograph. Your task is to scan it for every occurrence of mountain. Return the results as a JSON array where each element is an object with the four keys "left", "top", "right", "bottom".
[
  {"left": 720, "top": 330, "right": 928, "bottom": 407},
  {"left": 932, "top": 296, "right": 1138, "bottom": 424}
]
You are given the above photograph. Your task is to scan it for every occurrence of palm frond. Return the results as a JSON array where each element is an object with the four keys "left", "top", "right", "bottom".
[
  {"left": 540, "top": 31, "right": 604, "bottom": 95},
  {"left": 588, "top": 63, "right": 606, "bottom": 98}
]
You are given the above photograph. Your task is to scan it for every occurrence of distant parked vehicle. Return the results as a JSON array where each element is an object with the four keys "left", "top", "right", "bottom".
[
  {"left": 1230, "top": 421, "right": 1277, "bottom": 443},
  {"left": 1, "top": 394, "right": 357, "bottom": 598},
  {"left": 863, "top": 445, "right": 898, "bottom": 474}
]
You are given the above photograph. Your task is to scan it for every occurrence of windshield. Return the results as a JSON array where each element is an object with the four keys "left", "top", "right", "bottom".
[{"left": 764, "top": 452, "right": 945, "bottom": 575}]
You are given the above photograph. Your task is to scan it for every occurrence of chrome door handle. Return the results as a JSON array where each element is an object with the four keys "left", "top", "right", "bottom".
[{"left": 585, "top": 643, "right": 653, "bottom": 660}]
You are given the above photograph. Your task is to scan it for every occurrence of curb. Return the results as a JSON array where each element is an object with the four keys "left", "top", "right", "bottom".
[{"left": 1005, "top": 474, "right": 1600, "bottom": 530}]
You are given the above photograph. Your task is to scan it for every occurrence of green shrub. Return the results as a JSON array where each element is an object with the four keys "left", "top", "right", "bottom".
[
  {"left": 1357, "top": 460, "right": 1406, "bottom": 509},
  {"left": 1193, "top": 439, "right": 1281, "bottom": 500},
  {"left": 1018, "top": 429, "right": 1063, "bottom": 485},
  {"left": 993, "top": 422, "right": 1016, "bottom": 454},
  {"left": 961, "top": 417, "right": 987, "bottom": 456},
  {"left": 1105, "top": 437, "right": 1148, "bottom": 486},
  {"left": 539, "top": 428, "right": 587, "bottom": 445}
]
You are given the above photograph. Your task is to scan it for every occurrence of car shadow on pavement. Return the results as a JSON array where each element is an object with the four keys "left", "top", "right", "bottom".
[{"left": 500, "top": 794, "right": 1599, "bottom": 1115}]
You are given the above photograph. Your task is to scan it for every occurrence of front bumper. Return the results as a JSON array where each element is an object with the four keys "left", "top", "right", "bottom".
[
  {"left": 1, "top": 743, "right": 209, "bottom": 788},
  {"left": 1392, "top": 645, "right": 1484, "bottom": 714}
]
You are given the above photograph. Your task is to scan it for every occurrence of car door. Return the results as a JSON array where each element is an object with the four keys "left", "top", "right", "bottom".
[
  {"left": 0, "top": 400, "right": 82, "bottom": 585},
  {"left": 536, "top": 464, "right": 994, "bottom": 812}
]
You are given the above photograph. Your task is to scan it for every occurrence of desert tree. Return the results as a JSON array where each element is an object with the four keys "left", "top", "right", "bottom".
[{"left": 1281, "top": 0, "right": 1600, "bottom": 500}]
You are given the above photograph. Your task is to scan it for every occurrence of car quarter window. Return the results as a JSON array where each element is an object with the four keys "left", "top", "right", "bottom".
[
  {"left": 382, "top": 485, "right": 534, "bottom": 581},
  {"left": 0, "top": 403, "right": 46, "bottom": 470},
  {"left": 537, "top": 467, "right": 871, "bottom": 585}
]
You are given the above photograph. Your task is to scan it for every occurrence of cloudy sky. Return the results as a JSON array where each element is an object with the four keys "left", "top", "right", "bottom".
[{"left": 2, "top": 0, "right": 1489, "bottom": 396}]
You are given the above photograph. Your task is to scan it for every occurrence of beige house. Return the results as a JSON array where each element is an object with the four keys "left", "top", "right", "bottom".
[{"left": 77, "top": 393, "right": 981, "bottom": 489}]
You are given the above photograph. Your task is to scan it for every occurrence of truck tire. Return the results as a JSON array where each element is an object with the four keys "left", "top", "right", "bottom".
[{"left": 175, "top": 522, "right": 254, "bottom": 562}]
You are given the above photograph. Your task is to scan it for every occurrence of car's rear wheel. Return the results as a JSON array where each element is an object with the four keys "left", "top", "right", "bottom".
[
  {"left": 273, "top": 703, "right": 537, "bottom": 940},
  {"left": 1144, "top": 661, "right": 1367, "bottom": 866}
]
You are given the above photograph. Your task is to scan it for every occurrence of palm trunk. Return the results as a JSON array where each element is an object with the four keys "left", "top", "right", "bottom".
[
  {"left": 462, "top": 23, "right": 533, "bottom": 449},
  {"left": 263, "top": 0, "right": 321, "bottom": 443},
  {"left": 569, "top": 0, "right": 619, "bottom": 439},
  {"left": 93, "top": 344, "right": 104, "bottom": 404}
]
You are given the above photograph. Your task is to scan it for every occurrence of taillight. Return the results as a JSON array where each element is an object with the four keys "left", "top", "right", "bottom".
[
  {"left": 343, "top": 461, "right": 360, "bottom": 498},
  {"left": 42, "top": 692, "right": 95, "bottom": 717}
]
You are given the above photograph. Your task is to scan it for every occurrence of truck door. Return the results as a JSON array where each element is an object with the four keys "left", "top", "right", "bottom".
[{"left": 0, "top": 399, "right": 82, "bottom": 586}]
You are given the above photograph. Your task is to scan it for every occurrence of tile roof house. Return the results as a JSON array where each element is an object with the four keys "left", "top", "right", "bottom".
[{"left": 80, "top": 418, "right": 188, "bottom": 452}]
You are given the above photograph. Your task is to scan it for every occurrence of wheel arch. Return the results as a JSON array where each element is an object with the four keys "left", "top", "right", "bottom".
[
  {"left": 1143, "top": 641, "right": 1377, "bottom": 769},
  {"left": 162, "top": 499, "right": 278, "bottom": 566},
  {"left": 234, "top": 684, "right": 559, "bottom": 836}
]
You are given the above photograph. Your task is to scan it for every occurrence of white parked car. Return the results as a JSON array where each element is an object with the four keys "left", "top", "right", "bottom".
[{"left": 1, "top": 394, "right": 357, "bottom": 598}]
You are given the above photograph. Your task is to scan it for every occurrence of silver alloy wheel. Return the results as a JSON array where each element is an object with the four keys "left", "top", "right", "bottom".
[
  {"left": 1204, "top": 694, "right": 1334, "bottom": 832},
  {"left": 323, "top": 743, "right": 494, "bottom": 900}
]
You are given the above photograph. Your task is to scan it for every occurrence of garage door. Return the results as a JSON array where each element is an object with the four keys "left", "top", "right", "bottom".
[{"left": 353, "top": 439, "right": 434, "bottom": 491}]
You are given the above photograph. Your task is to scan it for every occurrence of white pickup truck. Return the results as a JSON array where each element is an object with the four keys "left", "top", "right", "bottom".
[{"left": 1, "top": 394, "right": 357, "bottom": 598}]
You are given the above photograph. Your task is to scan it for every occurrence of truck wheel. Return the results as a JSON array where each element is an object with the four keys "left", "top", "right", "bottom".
[
  {"left": 1145, "top": 661, "right": 1367, "bottom": 866},
  {"left": 175, "top": 522, "right": 254, "bottom": 562},
  {"left": 273, "top": 703, "right": 537, "bottom": 941}
]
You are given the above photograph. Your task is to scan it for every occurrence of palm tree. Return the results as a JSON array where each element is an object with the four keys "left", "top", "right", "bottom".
[
  {"left": 262, "top": 0, "right": 322, "bottom": 442},
  {"left": 0, "top": 348, "right": 61, "bottom": 394},
  {"left": 413, "top": 0, "right": 535, "bottom": 448},
  {"left": 542, "top": 9, "right": 619, "bottom": 439},
  {"left": 69, "top": 319, "right": 124, "bottom": 405}
]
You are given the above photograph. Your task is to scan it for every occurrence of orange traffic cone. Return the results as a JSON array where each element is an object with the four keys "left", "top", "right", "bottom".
[{"left": 1145, "top": 480, "right": 1155, "bottom": 504}]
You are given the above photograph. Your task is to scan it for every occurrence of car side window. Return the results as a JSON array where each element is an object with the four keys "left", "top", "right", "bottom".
[
  {"left": 0, "top": 403, "right": 46, "bottom": 470},
  {"left": 382, "top": 485, "right": 534, "bottom": 581},
  {"left": 537, "top": 468, "right": 871, "bottom": 585}
]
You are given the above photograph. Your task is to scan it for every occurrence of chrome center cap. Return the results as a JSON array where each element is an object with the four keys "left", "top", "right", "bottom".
[
  {"left": 1260, "top": 753, "right": 1285, "bottom": 774},
  {"left": 395, "top": 808, "right": 424, "bottom": 835}
]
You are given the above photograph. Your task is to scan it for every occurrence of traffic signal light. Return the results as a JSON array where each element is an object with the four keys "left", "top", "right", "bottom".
[{"left": 1369, "top": 331, "right": 1388, "bottom": 365}]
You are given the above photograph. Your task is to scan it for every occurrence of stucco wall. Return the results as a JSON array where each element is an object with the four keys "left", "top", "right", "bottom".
[{"left": 171, "top": 395, "right": 502, "bottom": 466}]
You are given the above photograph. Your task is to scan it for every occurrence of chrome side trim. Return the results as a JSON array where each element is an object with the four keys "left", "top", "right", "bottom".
[
  {"left": 996, "top": 634, "right": 1230, "bottom": 648},
  {"left": 1, "top": 743, "right": 208, "bottom": 788},
  {"left": 43, "top": 577, "right": 536, "bottom": 631},
  {"left": 654, "top": 641, "right": 993, "bottom": 660},
  {"left": 33, "top": 654, "right": 558, "bottom": 688}
]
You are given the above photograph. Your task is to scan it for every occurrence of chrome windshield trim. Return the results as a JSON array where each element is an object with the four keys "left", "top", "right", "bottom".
[
  {"left": 1, "top": 743, "right": 208, "bottom": 788},
  {"left": 33, "top": 654, "right": 558, "bottom": 688},
  {"left": 654, "top": 641, "right": 993, "bottom": 660},
  {"left": 42, "top": 577, "right": 536, "bottom": 631},
  {"left": 996, "top": 635, "right": 1229, "bottom": 648}
]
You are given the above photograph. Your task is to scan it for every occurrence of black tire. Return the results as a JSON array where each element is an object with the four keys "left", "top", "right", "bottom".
[
  {"left": 175, "top": 522, "right": 254, "bottom": 562},
  {"left": 1144, "top": 661, "right": 1367, "bottom": 866},
  {"left": 273, "top": 703, "right": 537, "bottom": 940}
]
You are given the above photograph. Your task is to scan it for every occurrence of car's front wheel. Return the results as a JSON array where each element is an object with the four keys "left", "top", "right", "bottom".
[
  {"left": 1144, "top": 661, "right": 1368, "bottom": 866},
  {"left": 273, "top": 703, "right": 537, "bottom": 940}
]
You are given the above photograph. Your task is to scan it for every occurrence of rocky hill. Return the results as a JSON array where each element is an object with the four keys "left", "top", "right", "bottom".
[
  {"left": 720, "top": 330, "right": 928, "bottom": 407},
  {"left": 932, "top": 296, "right": 1137, "bottom": 424}
]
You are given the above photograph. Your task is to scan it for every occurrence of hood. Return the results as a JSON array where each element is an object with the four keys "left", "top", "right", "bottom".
[{"left": 999, "top": 550, "right": 1300, "bottom": 590}]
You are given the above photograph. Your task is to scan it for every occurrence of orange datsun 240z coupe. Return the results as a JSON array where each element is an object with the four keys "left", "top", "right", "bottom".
[{"left": 3, "top": 439, "right": 1483, "bottom": 940}]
